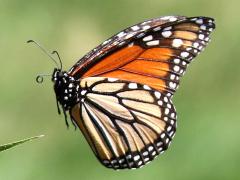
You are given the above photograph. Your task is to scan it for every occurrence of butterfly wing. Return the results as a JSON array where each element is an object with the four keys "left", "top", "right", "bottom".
[
  {"left": 69, "top": 16, "right": 215, "bottom": 96},
  {"left": 69, "top": 16, "right": 188, "bottom": 76},
  {"left": 71, "top": 77, "right": 176, "bottom": 169},
  {"left": 68, "top": 16, "right": 215, "bottom": 169}
]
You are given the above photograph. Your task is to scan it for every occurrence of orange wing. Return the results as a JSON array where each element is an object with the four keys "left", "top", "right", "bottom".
[
  {"left": 69, "top": 16, "right": 215, "bottom": 95},
  {"left": 81, "top": 46, "right": 174, "bottom": 93}
]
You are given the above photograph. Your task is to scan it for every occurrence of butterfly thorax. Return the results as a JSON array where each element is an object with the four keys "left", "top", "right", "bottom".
[{"left": 52, "top": 68, "right": 80, "bottom": 111}]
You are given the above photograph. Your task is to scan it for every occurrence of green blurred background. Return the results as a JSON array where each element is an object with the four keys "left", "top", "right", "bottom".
[{"left": 0, "top": 0, "right": 239, "bottom": 179}]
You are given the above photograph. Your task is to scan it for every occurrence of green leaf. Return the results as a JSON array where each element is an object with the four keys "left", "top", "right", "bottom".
[{"left": 0, "top": 135, "right": 44, "bottom": 152}]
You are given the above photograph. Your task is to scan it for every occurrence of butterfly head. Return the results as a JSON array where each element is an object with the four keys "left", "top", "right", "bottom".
[{"left": 52, "top": 68, "right": 80, "bottom": 111}]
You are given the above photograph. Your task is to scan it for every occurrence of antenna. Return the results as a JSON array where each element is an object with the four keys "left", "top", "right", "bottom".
[
  {"left": 27, "top": 40, "right": 61, "bottom": 69},
  {"left": 35, "top": 74, "right": 52, "bottom": 83},
  {"left": 52, "top": 50, "right": 63, "bottom": 70}
]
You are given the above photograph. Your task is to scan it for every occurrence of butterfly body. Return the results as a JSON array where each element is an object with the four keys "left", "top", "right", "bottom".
[
  {"left": 46, "top": 16, "right": 215, "bottom": 169},
  {"left": 52, "top": 69, "right": 79, "bottom": 111}
]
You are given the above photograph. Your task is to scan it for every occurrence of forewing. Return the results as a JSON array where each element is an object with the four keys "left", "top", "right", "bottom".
[
  {"left": 70, "top": 77, "right": 176, "bottom": 169},
  {"left": 69, "top": 16, "right": 215, "bottom": 96},
  {"left": 69, "top": 16, "right": 186, "bottom": 76}
]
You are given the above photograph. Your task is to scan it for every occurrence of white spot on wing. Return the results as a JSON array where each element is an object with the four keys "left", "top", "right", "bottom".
[
  {"left": 125, "top": 33, "right": 135, "bottom": 39},
  {"left": 164, "top": 117, "right": 168, "bottom": 121},
  {"left": 143, "top": 85, "right": 151, "bottom": 90},
  {"left": 167, "top": 103, "right": 171, "bottom": 108},
  {"left": 146, "top": 40, "right": 159, "bottom": 46},
  {"left": 181, "top": 52, "right": 189, "bottom": 58},
  {"left": 169, "top": 17, "right": 177, "bottom": 22},
  {"left": 165, "top": 108, "right": 170, "bottom": 115},
  {"left": 199, "top": 34, "right": 205, "bottom": 40},
  {"left": 127, "top": 154, "right": 132, "bottom": 159},
  {"left": 134, "top": 155, "right": 140, "bottom": 161},
  {"left": 153, "top": 26, "right": 161, "bottom": 31},
  {"left": 158, "top": 100, "right": 163, "bottom": 106},
  {"left": 131, "top": 25, "right": 140, "bottom": 31},
  {"left": 148, "top": 146, "right": 154, "bottom": 151},
  {"left": 117, "top": 31, "right": 126, "bottom": 38},
  {"left": 200, "top": 25, "right": 207, "bottom": 30},
  {"left": 163, "top": 26, "right": 172, "bottom": 31},
  {"left": 128, "top": 83, "right": 138, "bottom": 89},
  {"left": 143, "top": 35, "right": 153, "bottom": 41},
  {"left": 142, "top": 25, "right": 151, "bottom": 30},
  {"left": 167, "top": 126, "right": 172, "bottom": 132},
  {"left": 112, "top": 159, "right": 117, "bottom": 164},
  {"left": 119, "top": 159, "right": 124, "bottom": 163},
  {"left": 172, "top": 39, "right": 183, "bottom": 48},
  {"left": 152, "top": 151, "right": 156, "bottom": 156},
  {"left": 193, "top": 49, "right": 198, "bottom": 53},
  {"left": 162, "top": 31, "right": 172, "bottom": 38},
  {"left": 137, "top": 33, "right": 145, "bottom": 38},
  {"left": 154, "top": 91, "right": 161, "bottom": 99},
  {"left": 196, "top": 19, "right": 203, "bottom": 24},
  {"left": 143, "top": 151, "right": 148, "bottom": 156},
  {"left": 161, "top": 16, "right": 172, "bottom": 20},
  {"left": 81, "top": 90, "right": 87, "bottom": 95},
  {"left": 108, "top": 78, "right": 118, "bottom": 82},
  {"left": 193, "top": 42, "right": 199, "bottom": 48},
  {"left": 170, "top": 74, "right": 176, "bottom": 80},
  {"left": 144, "top": 157, "right": 150, "bottom": 162},
  {"left": 161, "top": 133, "right": 165, "bottom": 138},
  {"left": 173, "top": 65, "right": 180, "bottom": 72},
  {"left": 164, "top": 97, "right": 169, "bottom": 102},
  {"left": 174, "top": 58, "right": 180, "bottom": 64}
]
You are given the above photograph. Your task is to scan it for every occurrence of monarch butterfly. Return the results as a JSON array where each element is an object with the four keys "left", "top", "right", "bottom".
[{"left": 28, "top": 15, "right": 215, "bottom": 170}]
